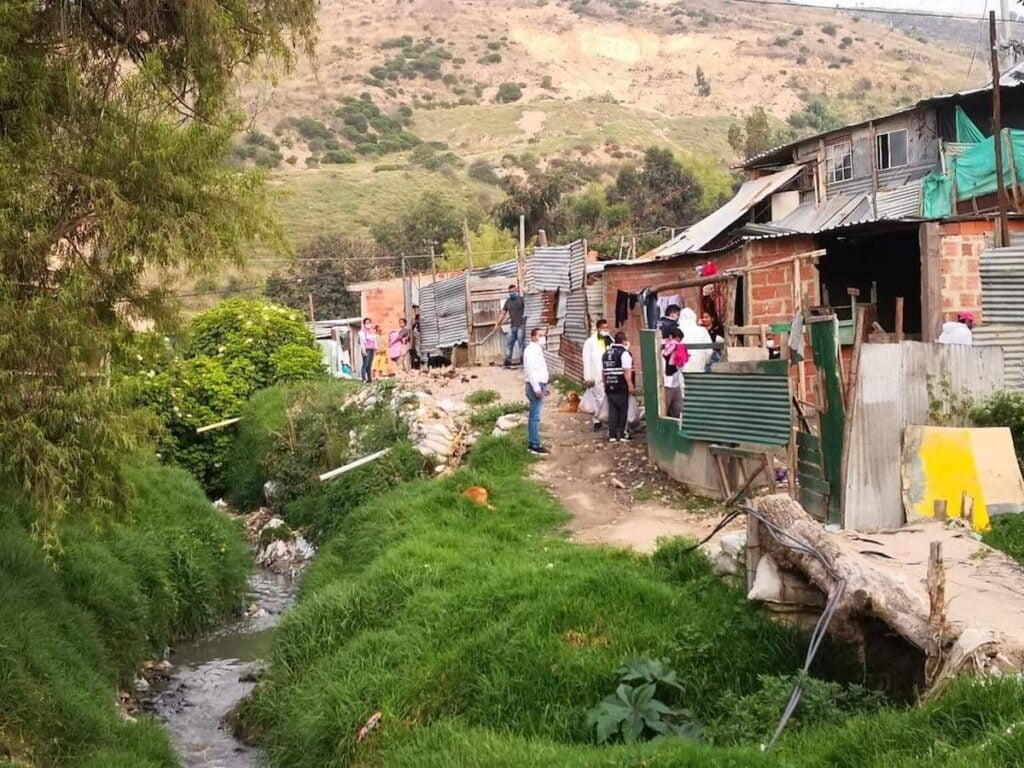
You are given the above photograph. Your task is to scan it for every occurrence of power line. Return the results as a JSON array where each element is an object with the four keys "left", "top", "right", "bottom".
[{"left": 725, "top": 0, "right": 1024, "bottom": 25}]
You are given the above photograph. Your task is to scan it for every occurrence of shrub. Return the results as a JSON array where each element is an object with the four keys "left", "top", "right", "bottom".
[
  {"left": 541, "top": 74, "right": 554, "bottom": 89},
  {"left": 466, "top": 389, "right": 500, "bottom": 406},
  {"left": 286, "top": 154, "right": 298, "bottom": 165},
  {"left": 468, "top": 158, "right": 501, "bottom": 185},
  {"left": 305, "top": 155, "right": 319, "bottom": 167},
  {"left": 496, "top": 82, "right": 523, "bottom": 103},
  {"left": 984, "top": 514, "right": 1024, "bottom": 565},
  {"left": 773, "top": 36, "right": 790, "bottom": 47},
  {"left": 255, "top": 149, "right": 283, "bottom": 168},
  {"left": 706, "top": 674, "right": 887, "bottom": 746},
  {"left": 821, "top": 22, "right": 837, "bottom": 36},
  {"left": 322, "top": 149, "right": 357, "bottom": 164},
  {"left": 479, "top": 52, "right": 503, "bottom": 64},
  {"left": 296, "top": 116, "right": 334, "bottom": 141},
  {"left": 271, "top": 344, "right": 327, "bottom": 383},
  {"left": 468, "top": 401, "right": 530, "bottom": 429},
  {"left": 972, "top": 390, "right": 1024, "bottom": 467}
]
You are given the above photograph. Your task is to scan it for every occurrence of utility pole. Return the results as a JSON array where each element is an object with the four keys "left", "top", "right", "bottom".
[
  {"left": 1000, "top": 0, "right": 1015, "bottom": 70},
  {"left": 992, "top": 10, "right": 1011, "bottom": 247}
]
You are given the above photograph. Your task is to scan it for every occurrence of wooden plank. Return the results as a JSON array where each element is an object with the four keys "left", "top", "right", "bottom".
[
  {"left": 798, "top": 473, "right": 831, "bottom": 497},
  {"left": 196, "top": 417, "right": 241, "bottom": 434},
  {"left": 796, "top": 430, "right": 820, "bottom": 450},
  {"left": 319, "top": 448, "right": 391, "bottom": 483}
]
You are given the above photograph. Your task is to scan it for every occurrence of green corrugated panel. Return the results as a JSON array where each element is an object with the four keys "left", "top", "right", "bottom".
[{"left": 680, "top": 373, "right": 792, "bottom": 447}]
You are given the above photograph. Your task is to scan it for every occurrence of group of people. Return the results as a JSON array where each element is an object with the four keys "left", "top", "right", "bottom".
[
  {"left": 655, "top": 303, "right": 725, "bottom": 418},
  {"left": 356, "top": 308, "right": 421, "bottom": 383}
]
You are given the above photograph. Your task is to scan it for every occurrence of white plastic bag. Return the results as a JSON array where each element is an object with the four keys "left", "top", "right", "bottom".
[
  {"left": 579, "top": 387, "right": 598, "bottom": 415},
  {"left": 627, "top": 395, "right": 640, "bottom": 424},
  {"left": 597, "top": 394, "right": 609, "bottom": 422}
]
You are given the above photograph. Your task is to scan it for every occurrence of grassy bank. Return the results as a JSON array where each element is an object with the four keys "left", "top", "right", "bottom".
[
  {"left": 239, "top": 433, "right": 1024, "bottom": 767},
  {"left": 0, "top": 463, "right": 250, "bottom": 768},
  {"left": 224, "top": 380, "right": 426, "bottom": 542}
]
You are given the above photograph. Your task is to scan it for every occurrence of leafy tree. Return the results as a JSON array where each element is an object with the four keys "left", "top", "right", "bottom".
[
  {"left": 728, "top": 107, "right": 783, "bottom": 159},
  {"left": 788, "top": 96, "right": 844, "bottom": 135},
  {"left": 695, "top": 66, "right": 712, "bottom": 97},
  {"left": 608, "top": 147, "right": 705, "bottom": 233},
  {"left": 494, "top": 173, "right": 564, "bottom": 239},
  {"left": 439, "top": 222, "right": 519, "bottom": 269},
  {"left": 266, "top": 235, "right": 392, "bottom": 318},
  {"left": 0, "top": 0, "right": 316, "bottom": 530},
  {"left": 372, "top": 191, "right": 484, "bottom": 256}
]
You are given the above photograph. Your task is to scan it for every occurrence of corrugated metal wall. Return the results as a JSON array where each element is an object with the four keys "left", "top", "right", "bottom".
[
  {"left": 842, "top": 342, "right": 1005, "bottom": 531},
  {"left": 680, "top": 372, "right": 792, "bottom": 447},
  {"left": 975, "top": 243, "right": 1024, "bottom": 390},
  {"left": 419, "top": 273, "right": 469, "bottom": 351}
]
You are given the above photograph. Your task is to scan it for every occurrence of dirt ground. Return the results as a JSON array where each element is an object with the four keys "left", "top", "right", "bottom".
[{"left": 416, "top": 364, "right": 739, "bottom": 554}]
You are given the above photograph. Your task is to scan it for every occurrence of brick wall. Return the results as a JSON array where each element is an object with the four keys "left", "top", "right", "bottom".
[
  {"left": 935, "top": 219, "right": 1024, "bottom": 325},
  {"left": 602, "top": 251, "right": 745, "bottom": 379},
  {"left": 745, "top": 235, "right": 820, "bottom": 326}
]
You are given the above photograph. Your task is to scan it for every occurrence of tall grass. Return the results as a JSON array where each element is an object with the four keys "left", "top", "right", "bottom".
[
  {"left": 0, "top": 463, "right": 250, "bottom": 766},
  {"left": 241, "top": 434, "right": 1024, "bottom": 767}
]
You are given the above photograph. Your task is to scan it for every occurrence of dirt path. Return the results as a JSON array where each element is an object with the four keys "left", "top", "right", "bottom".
[{"left": 420, "top": 365, "right": 739, "bottom": 554}]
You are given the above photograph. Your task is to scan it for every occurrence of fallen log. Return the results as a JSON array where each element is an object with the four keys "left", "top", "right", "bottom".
[{"left": 749, "top": 494, "right": 1024, "bottom": 687}]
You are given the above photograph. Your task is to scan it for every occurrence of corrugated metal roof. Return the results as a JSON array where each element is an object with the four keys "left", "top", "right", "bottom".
[
  {"left": 656, "top": 167, "right": 804, "bottom": 258},
  {"left": 842, "top": 342, "right": 1006, "bottom": 531},
  {"left": 981, "top": 244, "right": 1024, "bottom": 323},
  {"left": 974, "top": 324, "right": 1024, "bottom": 391},
  {"left": 679, "top": 372, "right": 792, "bottom": 447},
  {"left": 747, "top": 182, "right": 923, "bottom": 239},
  {"left": 528, "top": 243, "right": 574, "bottom": 290}
]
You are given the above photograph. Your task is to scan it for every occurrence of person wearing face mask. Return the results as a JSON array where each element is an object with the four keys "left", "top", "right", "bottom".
[
  {"left": 602, "top": 331, "right": 635, "bottom": 442},
  {"left": 358, "top": 317, "right": 377, "bottom": 383},
  {"left": 523, "top": 327, "right": 551, "bottom": 455},
  {"left": 494, "top": 283, "right": 527, "bottom": 368},
  {"left": 582, "top": 318, "right": 613, "bottom": 432},
  {"left": 680, "top": 308, "right": 713, "bottom": 374}
]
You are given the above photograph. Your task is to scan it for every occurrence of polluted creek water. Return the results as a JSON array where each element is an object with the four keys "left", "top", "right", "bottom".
[{"left": 151, "top": 569, "right": 298, "bottom": 767}]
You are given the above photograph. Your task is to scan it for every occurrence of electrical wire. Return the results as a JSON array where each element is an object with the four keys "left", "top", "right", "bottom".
[
  {"left": 964, "top": 0, "right": 990, "bottom": 87},
  {"left": 677, "top": 503, "right": 847, "bottom": 753},
  {"left": 724, "top": 0, "right": 1024, "bottom": 25}
]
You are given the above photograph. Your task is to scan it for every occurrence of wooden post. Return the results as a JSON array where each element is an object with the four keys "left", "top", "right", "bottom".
[
  {"left": 319, "top": 448, "right": 391, "bottom": 483},
  {"left": 933, "top": 499, "right": 949, "bottom": 522},
  {"left": 838, "top": 306, "right": 866, "bottom": 526},
  {"left": 307, "top": 293, "right": 315, "bottom": 323},
  {"left": 925, "top": 541, "right": 947, "bottom": 686},
  {"left": 724, "top": 279, "right": 738, "bottom": 362},
  {"left": 991, "top": 10, "right": 1010, "bottom": 247},
  {"left": 430, "top": 244, "right": 440, "bottom": 350},
  {"left": 537, "top": 229, "right": 548, "bottom": 247},
  {"left": 895, "top": 296, "right": 905, "bottom": 343},
  {"left": 920, "top": 222, "right": 943, "bottom": 341},
  {"left": 463, "top": 219, "right": 475, "bottom": 366},
  {"left": 868, "top": 121, "right": 879, "bottom": 220},
  {"left": 518, "top": 214, "right": 527, "bottom": 291},
  {"left": 961, "top": 492, "right": 976, "bottom": 529}
]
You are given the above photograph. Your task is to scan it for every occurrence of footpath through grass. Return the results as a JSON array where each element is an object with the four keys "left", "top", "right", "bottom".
[
  {"left": 240, "top": 433, "right": 1024, "bottom": 767},
  {"left": 0, "top": 463, "right": 250, "bottom": 768}
]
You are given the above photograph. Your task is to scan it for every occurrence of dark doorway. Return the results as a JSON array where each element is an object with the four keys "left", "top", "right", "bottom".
[{"left": 817, "top": 226, "right": 922, "bottom": 337}]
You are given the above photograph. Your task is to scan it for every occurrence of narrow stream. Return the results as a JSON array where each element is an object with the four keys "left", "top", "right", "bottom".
[{"left": 151, "top": 569, "right": 298, "bottom": 768}]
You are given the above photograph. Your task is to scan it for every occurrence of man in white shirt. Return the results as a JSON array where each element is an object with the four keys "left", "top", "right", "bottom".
[
  {"left": 582, "top": 318, "right": 613, "bottom": 432},
  {"left": 523, "top": 327, "right": 550, "bottom": 455}
]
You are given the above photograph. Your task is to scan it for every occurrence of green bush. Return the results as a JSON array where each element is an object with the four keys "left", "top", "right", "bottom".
[
  {"left": 466, "top": 389, "right": 500, "bottom": 406},
  {"left": 983, "top": 514, "right": 1024, "bottom": 565},
  {"left": 706, "top": 674, "right": 887, "bottom": 746},
  {"left": 130, "top": 299, "right": 322, "bottom": 492},
  {"left": 271, "top": 343, "right": 326, "bottom": 383},
  {"left": 0, "top": 463, "right": 248, "bottom": 767},
  {"left": 468, "top": 401, "right": 530, "bottom": 429},
  {"left": 222, "top": 380, "right": 415, "bottom": 520},
  {"left": 468, "top": 158, "right": 501, "bottom": 185},
  {"left": 972, "top": 390, "right": 1024, "bottom": 467},
  {"left": 185, "top": 298, "right": 321, "bottom": 393},
  {"left": 821, "top": 22, "right": 837, "bottom": 36},
  {"left": 496, "top": 81, "right": 523, "bottom": 103}
]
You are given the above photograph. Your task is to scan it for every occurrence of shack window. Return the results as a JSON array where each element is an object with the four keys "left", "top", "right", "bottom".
[
  {"left": 877, "top": 129, "right": 908, "bottom": 170},
  {"left": 826, "top": 138, "right": 853, "bottom": 183}
]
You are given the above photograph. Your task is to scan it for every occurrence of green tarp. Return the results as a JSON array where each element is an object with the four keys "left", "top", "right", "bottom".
[{"left": 921, "top": 109, "right": 1024, "bottom": 218}]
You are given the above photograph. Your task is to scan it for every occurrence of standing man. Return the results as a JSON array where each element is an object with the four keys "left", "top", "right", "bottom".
[
  {"left": 602, "top": 331, "right": 634, "bottom": 442},
  {"left": 582, "top": 318, "right": 613, "bottom": 432},
  {"left": 495, "top": 283, "right": 527, "bottom": 368},
  {"left": 657, "top": 304, "right": 681, "bottom": 338},
  {"left": 523, "top": 327, "right": 551, "bottom": 455}
]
